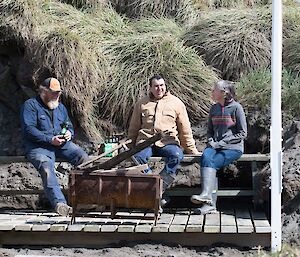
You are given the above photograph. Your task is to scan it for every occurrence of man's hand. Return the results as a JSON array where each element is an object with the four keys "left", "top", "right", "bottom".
[
  {"left": 64, "top": 130, "right": 72, "bottom": 141},
  {"left": 51, "top": 135, "right": 66, "bottom": 146}
]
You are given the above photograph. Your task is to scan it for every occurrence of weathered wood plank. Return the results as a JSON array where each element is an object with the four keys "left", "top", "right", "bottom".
[
  {"left": 100, "top": 218, "right": 122, "bottom": 232},
  {"left": 133, "top": 211, "right": 153, "bottom": 233},
  {"left": 83, "top": 224, "right": 101, "bottom": 232},
  {"left": 67, "top": 224, "right": 84, "bottom": 232},
  {"left": 135, "top": 224, "right": 153, "bottom": 233},
  {"left": 250, "top": 210, "right": 271, "bottom": 233},
  {"left": 152, "top": 213, "right": 175, "bottom": 233},
  {"left": 186, "top": 212, "right": 204, "bottom": 232},
  {"left": 117, "top": 210, "right": 141, "bottom": 232},
  {"left": 204, "top": 212, "right": 220, "bottom": 233},
  {"left": 169, "top": 210, "right": 189, "bottom": 233},
  {"left": 14, "top": 224, "right": 33, "bottom": 231},
  {"left": 32, "top": 224, "right": 51, "bottom": 231},
  {"left": 236, "top": 209, "right": 254, "bottom": 233},
  {"left": 0, "top": 221, "right": 25, "bottom": 231},
  {"left": 50, "top": 224, "right": 68, "bottom": 232},
  {"left": 0, "top": 153, "right": 270, "bottom": 165},
  {"left": 220, "top": 210, "right": 237, "bottom": 233}
]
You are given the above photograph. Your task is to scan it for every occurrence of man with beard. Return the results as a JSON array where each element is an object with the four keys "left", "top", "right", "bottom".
[
  {"left": 128, "top": 74, "right": 199, "bottom": 210},
  {"left": 20, "top": 77, "right": 89, "bottom": 216}
]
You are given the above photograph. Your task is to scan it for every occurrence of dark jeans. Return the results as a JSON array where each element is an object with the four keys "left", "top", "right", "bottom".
[
  {"left": 134, "top": 144, "right": 184, "bottom": 175},
  {"left": 26, "top": 142, "right": 88, "bottom": 208}
]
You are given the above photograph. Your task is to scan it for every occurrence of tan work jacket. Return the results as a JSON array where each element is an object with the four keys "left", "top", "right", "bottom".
[{"left": 128, "top": 92, "right": 198, "bottom": 154}]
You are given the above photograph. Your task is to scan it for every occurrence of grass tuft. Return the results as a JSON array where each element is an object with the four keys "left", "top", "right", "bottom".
[{"left": 99, "top": 32, "right": 218, "bottom": 128}]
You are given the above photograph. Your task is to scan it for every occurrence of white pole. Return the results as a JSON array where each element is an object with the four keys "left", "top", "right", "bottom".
[{"left": 271, "top": 0, "right": 282, "bottom": 253}]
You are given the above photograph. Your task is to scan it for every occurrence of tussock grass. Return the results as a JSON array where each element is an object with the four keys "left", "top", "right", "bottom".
[
  {"left": 0, "top": 0, "right": 114, "bottom": 139},
  {"left": 41, "top": 1, "right": 131, "bottom": 42},
  {"left": 184, "top": 7, "right": 273, "bottom": 80},
  {"left": 284, "top": 28, "right": 300, "bottom": 76},
  {"left": 132, "top": 17, "right": 183, "bottom": 36},
  {"left": 99, "top": 32, "right": 218, "bottom": 128},
  {"left": 192, "top": 0, "right": 270, "bottom": 10},
  {"left": 237, "top": 68, "right": 300, "bottom": 116},
  {"left": 184, "top": 6, "right": 300, "bottom": 80},
  {"left": 0, "top": 0, "right": 41, "bottom": 44},
  {"left": 31, "top": 28, "right": 107, "bottom": 139},
  {"left": 59, "top": 0, "right": 107, "bottom": 9},
  {"left": 110, "top": 0, "right": 198, "bottom": 24}
]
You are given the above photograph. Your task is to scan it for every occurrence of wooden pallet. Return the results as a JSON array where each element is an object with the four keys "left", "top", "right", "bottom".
[{"left": 0, "top": 208, "right": 271, "bottom": 247}]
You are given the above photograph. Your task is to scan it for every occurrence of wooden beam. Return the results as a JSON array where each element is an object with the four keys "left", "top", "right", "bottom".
[
  {"left": 0, "top": 153, "right": 270, "bottom": 165},
  {"left": 95, "top": 132, "right": 163, "bottom": 170}
]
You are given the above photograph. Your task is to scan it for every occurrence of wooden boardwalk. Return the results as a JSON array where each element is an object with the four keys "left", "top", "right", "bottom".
[{"left": 0, "top": 208, "right": 271, "bottom": 247}]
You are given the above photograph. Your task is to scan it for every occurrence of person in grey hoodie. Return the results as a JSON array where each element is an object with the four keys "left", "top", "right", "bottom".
[{"left": 190, "top": 80, "right": 247, "bottom": 214}]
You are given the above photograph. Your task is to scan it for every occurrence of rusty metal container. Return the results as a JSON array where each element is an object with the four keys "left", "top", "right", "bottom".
[{"left": 69, "top": 169, "right": 162, "bottom": 224}]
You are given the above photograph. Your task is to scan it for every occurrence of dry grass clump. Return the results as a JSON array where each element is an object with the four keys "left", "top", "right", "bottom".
[
  {"left": 99, "top": 32, "right": 218, "bottom": 128},
  {"left": 192, "top": 0, "right": 270, "bottom": 10},
  {"left": 59, "top": 0, "right": 107, "bottom": 9},
  {"left": 132, "top": 17, "right": 183, "bottom": 36},
  {"left": 41, "top": 1, "right": 131, "bottom": 43},
  {"left": 0, "top": 0, "right": 41, "bottom": 44},
  {"left": 184, "top": 7, "right": 273, "bottom": 80},
  {"left": 0, "top": 0, "right": 116, "bottom": 139},
  {"left": 109, "top": 0, "right": 198, "bottom": 24},
  {"left": 30, "top": 28, "right": 106, "bottom": 139},
  {"left": 184, "top": 6, "right": 300, "bottom": 80},
  {"left": 284, "top": 28, "right": 300, "bottom": 76},
  {"left": 237, "top": 68, "right": 300, "bottom": 116}
]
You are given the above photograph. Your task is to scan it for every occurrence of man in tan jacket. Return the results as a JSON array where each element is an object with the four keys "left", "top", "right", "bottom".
[{"left": 128, "top": 74, "right": 199, "bottom": 207}]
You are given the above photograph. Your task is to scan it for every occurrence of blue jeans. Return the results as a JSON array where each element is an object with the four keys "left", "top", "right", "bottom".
[
  {"left": 201, "top": 147, "right": 242, "bottom": 170},
  {"left": 134, "top": 144, "right": 183, "bottom": 175},
  {"left": 26, "top": 141, "right": 88, "bottom": 208}
]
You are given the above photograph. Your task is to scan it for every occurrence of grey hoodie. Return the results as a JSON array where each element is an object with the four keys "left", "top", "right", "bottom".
[{"left": 207, "top": 100, "right": 247, "bottom": 153}]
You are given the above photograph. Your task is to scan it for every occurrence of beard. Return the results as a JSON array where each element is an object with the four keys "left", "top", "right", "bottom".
[{"left": 47, "top": 99, "right": 59, "bottom": 110}]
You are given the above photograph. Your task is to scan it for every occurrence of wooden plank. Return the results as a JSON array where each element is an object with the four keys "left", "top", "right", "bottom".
[
  {"left": 117, "top": 210, "right": 141, "bottom": 232},
  {"left": 204, "top": 212, "right": 220, "bottom": 233},
  {"left": 117, "top": 220, "right": 140, "bottom": 233},
  {"left": 101, "top": 219, "right": 121, "bottom": 232},
  {"left": 0, "top": 221, "right": 25, "bottom": 231},
  {"left": 32, "top": 224, "right": 51, "bottom": 231},
  {"left": 220, "top": 210, "right": 237, "bottom": 233},
  {"left": 67, "top": 224, "right": 84, "bottom": 232},
  {"left": 236, "top": 209, "right": 254, "bottom": 233},
  {"left": 50, "top": 224, "right": 68, "bottom": 232},
  {"left": 186, "top": 213, "right": 204, "bottom": 232},
  {"left": 83, "top": 224, "right": 101, "bottom": 232},
  {"left": 14, "top": 224, "right": 33, "bottom": 231},
  {"left": 166, "top": 188, "right": 254, "bottom": 197},
  {"left": 152, "top": 213, "right": 174, "bottom": 233},
  {"left": 135, "top": 211, "right": 154, "bottom": 233},
  {"left": 135, "top": 224, "right": 153, "bottom": 233},
  {"left": 250, "top": 210, "right": 271, "bottom": 233},
  {"left": 169, "top": 210, "right": 189, "bottom": 233},
  {"left": 0, "top": 153, "right": 270, "bottom": 165}
]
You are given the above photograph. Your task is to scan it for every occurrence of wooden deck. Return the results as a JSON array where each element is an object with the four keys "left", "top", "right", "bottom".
[{"left": 0, "top": 208, "right": 271, "bottom": 247}]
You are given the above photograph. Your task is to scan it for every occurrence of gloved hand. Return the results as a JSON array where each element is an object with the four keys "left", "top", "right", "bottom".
[{"left": 208, "top": 138, "right": 220, "bottom": 149}]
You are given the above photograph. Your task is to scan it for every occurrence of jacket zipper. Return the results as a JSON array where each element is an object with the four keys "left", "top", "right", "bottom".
[{"left": 153, "top": 101, "right": 158, "bottom": 129}]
